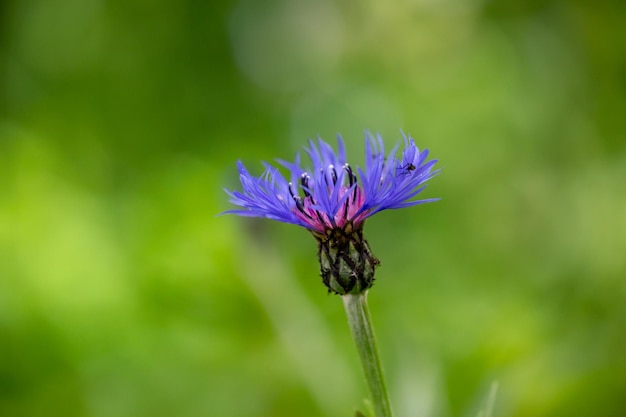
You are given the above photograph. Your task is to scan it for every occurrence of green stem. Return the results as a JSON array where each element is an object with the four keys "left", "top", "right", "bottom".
[{"left": 342, "top": 291, "right": 393, "bottom": 417}]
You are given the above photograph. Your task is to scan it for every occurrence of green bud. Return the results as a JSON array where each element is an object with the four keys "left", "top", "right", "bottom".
[{"left": 314, "top": 223, "right": 380, "bottom": 295}]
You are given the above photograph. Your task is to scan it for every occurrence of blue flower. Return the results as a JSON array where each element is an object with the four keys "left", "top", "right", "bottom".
[
  {"left": 224, "top": 132, "right": 440, "bottom": 236},
  {"left": 225, "top": 132, "right": 440, "bottom": 294}
]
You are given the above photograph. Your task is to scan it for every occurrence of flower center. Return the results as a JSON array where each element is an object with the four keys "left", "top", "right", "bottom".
[{"left": 288, "top": 163, "right": 365, "bottom": 234}]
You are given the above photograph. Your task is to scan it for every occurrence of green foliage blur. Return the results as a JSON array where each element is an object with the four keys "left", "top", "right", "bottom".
[{"left": 1, "top": 0, "right": 625, "bottom": 416}]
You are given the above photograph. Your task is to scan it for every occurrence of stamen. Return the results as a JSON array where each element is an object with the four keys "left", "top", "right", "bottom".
[
  {"left": 329, "top": 165, "right": 338, "bottom": 185},
  {"left": 289, "top": 182, "right": 311, "bottom": 218},
  {"left": 300, "top": 173, "right": 311, "bottom": 198},
  {"left": 343, "top": 193, "right": 350, "bottom": 220},
  {"left": 288, "top": 182, "right": 296, "bottom": 199},
  {"left": 294, "top": 196, "right": 305, "bottom": 212},
  {"left": 316, "top": 210, "right": 327, "bottom": 226},
  {"left": 343, "top": 164, "right": 358, "bottom": 200},
  {"left": 343, "top": 164, "right": 356, "bottom": 187}
]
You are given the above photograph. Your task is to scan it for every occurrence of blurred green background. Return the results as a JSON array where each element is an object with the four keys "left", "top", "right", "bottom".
[{"left": 1, "top": 0, "right": 625, "bottom": 416}]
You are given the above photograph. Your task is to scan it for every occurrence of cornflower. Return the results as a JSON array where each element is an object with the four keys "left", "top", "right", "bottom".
[{"left": 224, "top": 132, "right": 439, "bottom": 295}]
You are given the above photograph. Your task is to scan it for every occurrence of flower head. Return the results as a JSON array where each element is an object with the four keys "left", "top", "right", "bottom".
[
  {"left": 224, "top": 132, "right": 440, "bottom": 294},
  {"left": 224, "top": 132, "right": 439, "bottom": 234}
]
